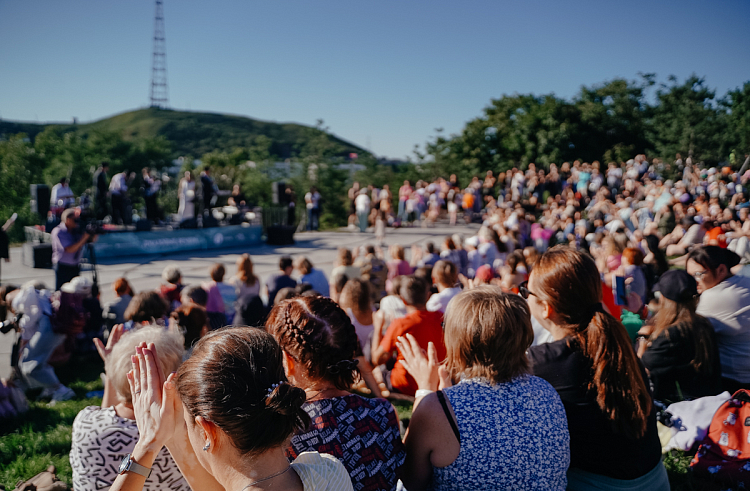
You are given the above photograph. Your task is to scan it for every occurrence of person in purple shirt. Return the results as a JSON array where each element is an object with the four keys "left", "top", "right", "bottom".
[{"left": 51, "top": 209, "right": 97, "bottom": 290}]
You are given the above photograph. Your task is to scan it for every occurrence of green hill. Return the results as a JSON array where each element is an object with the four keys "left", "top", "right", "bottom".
[{"left": 0, "top": 107, "right": 366, "bottom": 159}]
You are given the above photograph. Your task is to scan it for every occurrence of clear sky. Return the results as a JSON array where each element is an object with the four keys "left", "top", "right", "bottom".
[{"left": 1, "top": 0, "right": 749, "bottom": 159}]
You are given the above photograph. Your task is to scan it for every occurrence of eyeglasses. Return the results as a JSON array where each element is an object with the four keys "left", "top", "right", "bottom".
[
  {"left": 518, "top": 281, "right": 536, "bottom": 300},
  {"left": 691, "top": 270, "right": 708, "bottom": 280}
]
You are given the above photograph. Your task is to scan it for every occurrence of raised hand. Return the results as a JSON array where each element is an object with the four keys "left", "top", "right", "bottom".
[
  {"left": 94, "top": 323, "right": 124, "bottom": 363},
  {"left": 396, "top": 334, "right": 451, "bottom": 392},
  {"left": 127, "top": 342, "right": 180, "bottom": 457}
]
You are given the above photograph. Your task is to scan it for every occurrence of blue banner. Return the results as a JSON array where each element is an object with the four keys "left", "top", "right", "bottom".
[{"left": 92, "top": 224, "right": 262, "bottom": 258}]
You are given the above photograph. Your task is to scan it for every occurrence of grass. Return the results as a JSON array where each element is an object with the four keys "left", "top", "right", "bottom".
[{"left": 0, "top": 354, "right": 730, "bottom": 490}]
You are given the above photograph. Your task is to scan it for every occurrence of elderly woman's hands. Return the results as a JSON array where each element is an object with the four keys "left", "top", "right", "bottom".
[
  {"left": 127, "top": 342, "right": 180, "bottom": 461},
  {"left": 396, "top": 333, "right": 451, "bottom": 393}
]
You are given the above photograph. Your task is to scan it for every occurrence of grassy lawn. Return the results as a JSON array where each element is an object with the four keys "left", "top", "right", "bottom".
[{"left": 0, "top": 355, "right": 727, "bottom": 490}]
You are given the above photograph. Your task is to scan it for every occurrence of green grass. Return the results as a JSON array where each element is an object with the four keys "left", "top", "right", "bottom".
[{"left": 0, "top": 355, "right": 730, "bottom": 490}]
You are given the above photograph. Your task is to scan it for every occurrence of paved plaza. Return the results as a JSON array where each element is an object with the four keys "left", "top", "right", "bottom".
[{"left": 0, "top": 223, "right": 480, "bottom": 380}]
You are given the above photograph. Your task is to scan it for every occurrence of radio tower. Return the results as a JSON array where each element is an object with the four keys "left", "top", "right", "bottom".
[{"left": 149, "top": 0, "right": 168, "bottom": 108}]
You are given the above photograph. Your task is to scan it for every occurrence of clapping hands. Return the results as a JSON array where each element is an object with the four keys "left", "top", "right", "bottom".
[{"left": 396, "top": 334, "right": 451, "bottom": 392}]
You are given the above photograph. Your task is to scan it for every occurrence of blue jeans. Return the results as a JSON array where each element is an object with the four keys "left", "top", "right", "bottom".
[
  {"left": 19, "top": 315, "right": 65, "bottom": 389},
  {"left": 307, "top": 208, "right": 320, "bottom": 231},
  {"left": 358, "top": 211, "right": 368, "bottom": 232}
]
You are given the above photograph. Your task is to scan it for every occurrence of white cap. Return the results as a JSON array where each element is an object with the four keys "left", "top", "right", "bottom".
[{"left": 61, "top": 276, "right": 92, "bottom": 295}]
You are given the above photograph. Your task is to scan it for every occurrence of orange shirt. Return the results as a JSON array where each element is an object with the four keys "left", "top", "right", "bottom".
[
  {"left": 379, "top": 309, "right": 446, "bottom": 396},
  {"left": 706, "top": 227, "right": 727, "bottom": 248}
]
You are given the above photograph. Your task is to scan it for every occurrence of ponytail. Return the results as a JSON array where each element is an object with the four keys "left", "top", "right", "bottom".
[
  {"left": 533, "top": 246, "right": 652, "bottom": 440},
  {"left": 577, "top": 310, "right": 651, "bottom": 439}
]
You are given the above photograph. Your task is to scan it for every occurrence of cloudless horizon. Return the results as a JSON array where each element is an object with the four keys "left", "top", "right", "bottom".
[{"left": 1, "top": 0, "right": 749, "bottom": 159}]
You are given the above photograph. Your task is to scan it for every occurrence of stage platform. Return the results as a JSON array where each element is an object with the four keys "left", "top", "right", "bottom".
[{"left": 24, "top": 223, "right": 263, "bottom": 260}]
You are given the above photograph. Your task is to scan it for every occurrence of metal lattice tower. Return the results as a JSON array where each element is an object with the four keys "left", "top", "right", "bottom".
[{"left": 149, "top": 0, "right": 168, "bottom": 108}]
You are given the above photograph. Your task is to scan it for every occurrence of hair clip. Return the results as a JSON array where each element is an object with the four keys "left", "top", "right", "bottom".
[{"left": 266, "top": 381, "right": 286, "bottom": 397}]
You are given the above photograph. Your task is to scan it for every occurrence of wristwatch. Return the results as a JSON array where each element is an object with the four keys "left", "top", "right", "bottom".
[{"left": 118, "top": 453, "right": 152, "bottom": 478}]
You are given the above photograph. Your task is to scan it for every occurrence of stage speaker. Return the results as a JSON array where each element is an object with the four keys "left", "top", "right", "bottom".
[
  {"left": 30, "top": 184, "right": 51, "bottom": 219},
  {"left": 266, "top": 225, "right": 296, "bottom": 245},
  {"left": 135, "top": 220, "right": 152, "bottom": 232},
  {"left": 22, "top": 242, "right": 53, "bottom": 269}
]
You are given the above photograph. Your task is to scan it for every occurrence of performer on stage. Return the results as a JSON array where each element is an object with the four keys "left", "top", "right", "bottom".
[
  {"left": 178, "top": 171, "right": 195, "bottom": 221},
  {"left": 109, "top": 171, "right": 131, "bottom": 225},
  {"left": 141, "top": 167, "right": 161, "bottom": 223},
  {"left": 200, "top": 167, "right": 218, "bottom": 216},
  {"left": 93, "top": 162, "right": 109, "bottom": 220},
  {"left": 50, "top": 177, "right": 75, "bottom": 210}
]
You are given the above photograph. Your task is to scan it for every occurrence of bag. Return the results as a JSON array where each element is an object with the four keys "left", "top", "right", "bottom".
[
  {"left": 8, "top": 465, "right": 70, "bottom": 491},
  {"left": 0, "top": 378, "right": 29, "bottom": 420},
  {"left": 690, "top": 389, "right": 750, "bottom": 484}
]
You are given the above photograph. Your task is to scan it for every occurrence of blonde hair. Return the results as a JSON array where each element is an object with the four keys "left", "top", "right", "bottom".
[
  {"left": 444, "top": 286, "right": 532, "bottom": 383},
  {"left": 107, "top": 325, "right": 185, "bottom": 404}
]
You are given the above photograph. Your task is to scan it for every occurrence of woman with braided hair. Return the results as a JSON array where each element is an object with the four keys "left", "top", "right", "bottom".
[{"left": 266, "top": 295, "right": 406, "bottom": 491}]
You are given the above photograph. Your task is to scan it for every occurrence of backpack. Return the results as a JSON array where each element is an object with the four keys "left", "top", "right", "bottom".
[{"left": 690, "top": 389, "right": 750, "bottom": 484}]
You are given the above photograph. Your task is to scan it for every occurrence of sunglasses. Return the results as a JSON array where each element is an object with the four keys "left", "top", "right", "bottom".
[{"left": 518, "top": 281, "right": 536, "bottom": 300}]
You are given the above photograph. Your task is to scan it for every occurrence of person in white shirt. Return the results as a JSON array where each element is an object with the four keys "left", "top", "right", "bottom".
[
  {"left": 50, "top": 177, "right": 75, "bottom": 209},
  {"left": 305, "top": 186, "right": 321, "bottom": 231},
  {"left": 688, "top": 246, "right": 750, "bottom": 393},
  {"left": 354, "top": 189, "right": 370, "bottom": 233},
  {"left": 426, "top": 260, "right": 462, "bottom": 315},
  {"left": 109, "top": 171, "right": 130, "bottom": 225}
]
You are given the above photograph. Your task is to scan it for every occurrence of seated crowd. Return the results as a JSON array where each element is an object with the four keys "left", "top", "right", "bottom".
[{"left": 2, "top": 155, "right": 750, "bottom": 490}]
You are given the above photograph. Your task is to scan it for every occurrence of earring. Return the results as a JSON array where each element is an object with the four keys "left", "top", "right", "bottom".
[{"left": 202, "top": 442, "right": 210, "bottom": 451}]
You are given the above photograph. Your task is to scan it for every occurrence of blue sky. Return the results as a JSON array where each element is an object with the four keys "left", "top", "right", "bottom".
[{"left": 1, "top": 0, "right": 749, "bottom": 159}]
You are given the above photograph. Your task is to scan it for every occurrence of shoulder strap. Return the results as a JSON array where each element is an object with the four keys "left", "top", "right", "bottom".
[{"left": 436, "top": 390, "right": 461, "bottom": 444}]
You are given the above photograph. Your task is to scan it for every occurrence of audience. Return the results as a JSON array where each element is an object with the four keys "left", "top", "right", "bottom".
[
  {"left": 400, "top": 286, "right": 569, "bottom": 490},
  {"left": 159, "top": 265, "right": 183, "bottom": 312},
  {"left": 103, "top": 277, "right": 133, "bottom": 326},
  {"left": 202, "top": 263, "right": 228, "bottom": 330},
  {"left": 227, "top": 253, "right": 261, "bottom": 299},
  {"left": 637, "top": 270, "right": 721, "bottom": 402},
  {"left": 526, "top": 247, "right": 668, "bottom": 489},
  {"left": 111, "top": 327, "right": 353, "bottom": 491},
  {"left": 294, "top": 256, "right": 329, "bottom": 297},
  {"left": 123, "top": 291, "right": 169, "bottom": 328},
  {"left": 373, "top": 276, "right": 446, "bottom": 396},
  {"left": 266, "top": 296, "right": 405, "bottom": 490},
  {"left": 265, "top": 256, "right": 297, "bottom": 308},
  {"left": 73, "top": 325, "right": 187, "bottom": 491},
  {"left": 426, "top": 260, "right": 460, "bottom": 314},
  {"left": 688, "top": 246, "right": 750, "bottom": 393}
]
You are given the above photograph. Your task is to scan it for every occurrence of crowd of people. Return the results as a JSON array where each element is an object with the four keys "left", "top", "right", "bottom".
[{"left": 2, "top": 153, "right": 750, "bottom": 490}]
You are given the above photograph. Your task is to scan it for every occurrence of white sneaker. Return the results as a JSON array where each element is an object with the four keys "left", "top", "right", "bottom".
[{"left": 50, "top": 385, "right": 76, "bottom": 403}]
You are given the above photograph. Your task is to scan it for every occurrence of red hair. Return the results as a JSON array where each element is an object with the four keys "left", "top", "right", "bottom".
[{"left": 532, "top": 246, "right": 651, "bottom": 439}]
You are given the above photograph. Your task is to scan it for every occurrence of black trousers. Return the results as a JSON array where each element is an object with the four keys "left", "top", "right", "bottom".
[{"left": 55, "top": 262, "right": 80, "bottom": 290}]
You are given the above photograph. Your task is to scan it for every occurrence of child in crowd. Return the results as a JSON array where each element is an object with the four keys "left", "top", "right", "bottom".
[
  {"left": 202, "top": 263, "right": 228, "bottom": 330},
  {"left": 372, "top": 275, "right": 446, "bottom": 396}
]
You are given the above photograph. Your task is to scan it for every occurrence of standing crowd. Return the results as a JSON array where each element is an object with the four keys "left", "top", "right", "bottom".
[{"left": 2, "top": 153, "right": 750, "bottom": 490}]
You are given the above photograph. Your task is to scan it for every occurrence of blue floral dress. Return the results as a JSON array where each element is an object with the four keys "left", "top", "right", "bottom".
[{"left": 431, "top": 375, "right": 570, "bottom": 490}]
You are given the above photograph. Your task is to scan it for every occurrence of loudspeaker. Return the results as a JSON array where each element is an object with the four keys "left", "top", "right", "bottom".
[
  {"left": 22, "top": 242, "right": 53, "bottom": 269},
  {"left": 266, "top": 225, "right": 295, "bottom": 245},
  {"left": 135, "top": 220, "right": 152, "bottom": 232},
  {"left": 30, "top": 184, "right": 51, "bottom": 219}
]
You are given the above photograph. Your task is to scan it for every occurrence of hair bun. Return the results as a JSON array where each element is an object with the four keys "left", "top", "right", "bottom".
[{"left": 265, "top": 382, "right": 307, "bottom": 418}]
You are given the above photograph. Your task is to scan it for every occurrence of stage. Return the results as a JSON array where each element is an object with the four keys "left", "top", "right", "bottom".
[{"left": 23, "top": 222, "right": 263, "bottom": 263}]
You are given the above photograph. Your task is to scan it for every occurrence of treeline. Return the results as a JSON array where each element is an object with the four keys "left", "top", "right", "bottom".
[
  {"left": 413, "top": 75, "right": 750, "bottom": 187},
  {"left": 1, "top": 75, "right": 748, "bottom": 239}
]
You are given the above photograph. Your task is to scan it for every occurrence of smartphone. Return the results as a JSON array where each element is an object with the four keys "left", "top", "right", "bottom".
[{"left": 614, "top": 276, "right": 627, "bottom": 306}]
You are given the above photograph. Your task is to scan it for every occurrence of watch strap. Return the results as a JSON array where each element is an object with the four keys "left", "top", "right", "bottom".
[{"left": 121, "top": 454, "right": 153, "bottom": 478}]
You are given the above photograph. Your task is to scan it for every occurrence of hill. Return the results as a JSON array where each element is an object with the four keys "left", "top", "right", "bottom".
[{"left": 0, "top": 107, "right": 366, "bottom": 159}]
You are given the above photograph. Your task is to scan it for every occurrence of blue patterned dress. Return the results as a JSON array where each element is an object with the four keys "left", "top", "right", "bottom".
[
  {"left": 431, "top": 375, "right": 570, "bottom": 490},
  {"left": 287, "top": 394, "right": 405, "bottom": 491}
]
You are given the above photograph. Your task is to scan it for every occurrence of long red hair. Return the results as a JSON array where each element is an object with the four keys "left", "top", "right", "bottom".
[{"left": 533, "top": 246, "right": 652, "bottom": 439}]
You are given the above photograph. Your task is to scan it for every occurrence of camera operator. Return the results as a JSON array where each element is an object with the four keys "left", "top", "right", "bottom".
[{"left": 51, "top": 209, "right": 98, "bottom": 290}]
